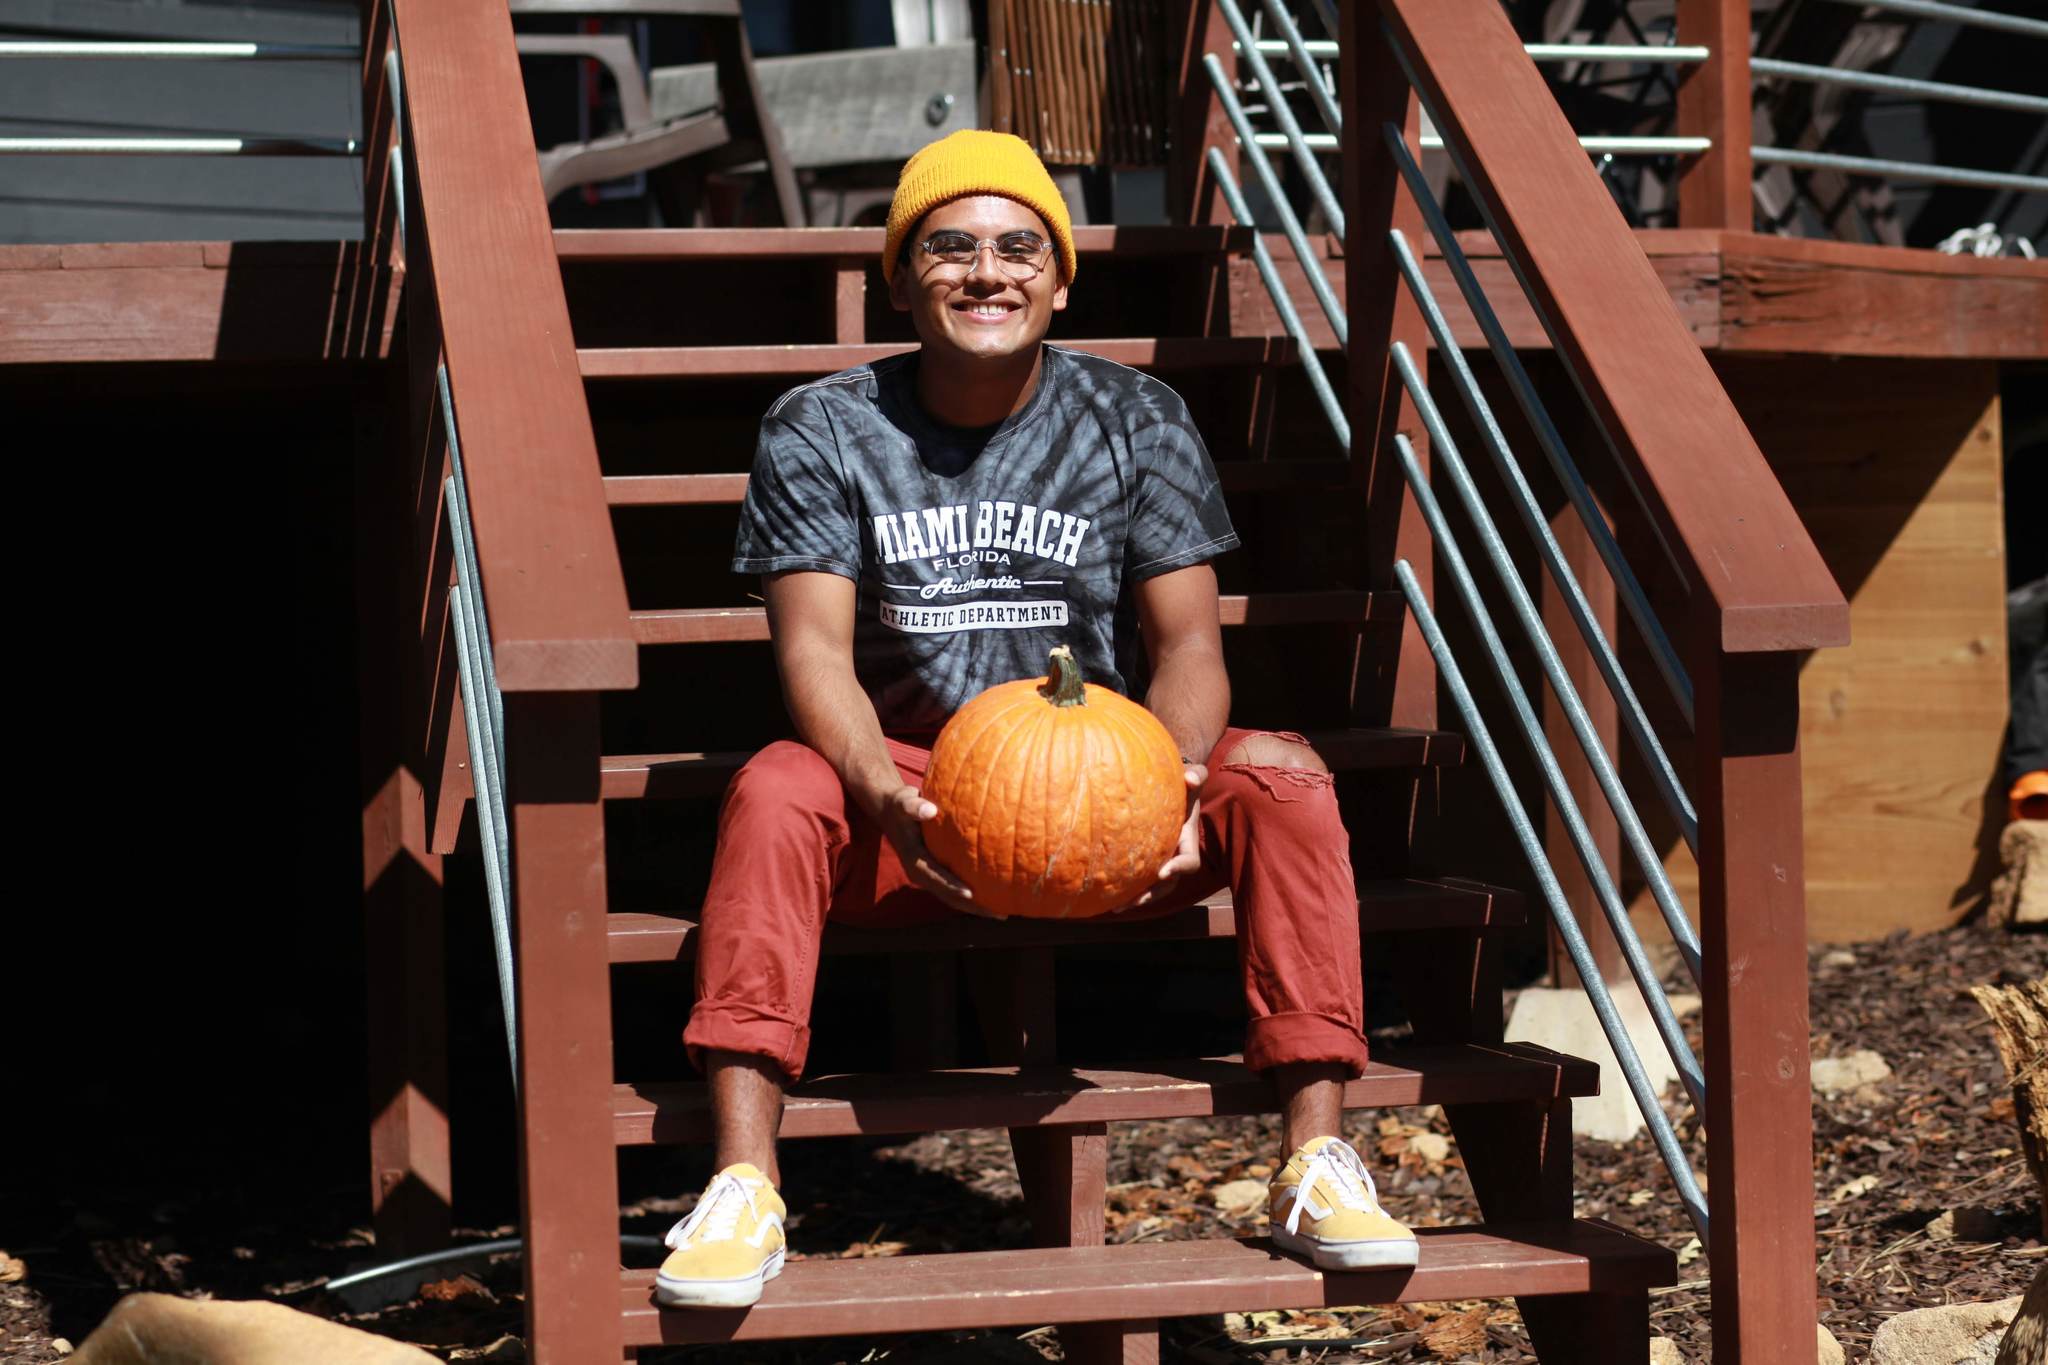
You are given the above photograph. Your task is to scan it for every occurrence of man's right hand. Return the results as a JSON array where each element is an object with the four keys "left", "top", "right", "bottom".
[{"left": 876, "top": 785, "right": 1001, "bottom": 919}]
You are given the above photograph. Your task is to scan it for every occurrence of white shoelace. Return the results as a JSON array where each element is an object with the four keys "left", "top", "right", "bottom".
[
  {"left": 1283, "top": 1137, "right": 1385, "bottom": 1235},
  {"left": 664, "top": 1170, "right": 763, "bottom": 1249}
]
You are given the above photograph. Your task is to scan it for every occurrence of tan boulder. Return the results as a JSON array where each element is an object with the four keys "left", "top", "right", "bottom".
[
  {"left": 1988, "top": 819, "right": 2048, "bottom": 929},
  {"left": 71, "top": 1293, "right": 437, "bottom": 1365},
  {"left": 1869, "top": 1297, "right": 2025, "bottom": 1365}
]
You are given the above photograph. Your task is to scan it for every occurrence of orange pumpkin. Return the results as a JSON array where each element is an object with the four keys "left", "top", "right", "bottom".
[{"left": 923, "top": 645, "right": 1189, "bottom": 919}]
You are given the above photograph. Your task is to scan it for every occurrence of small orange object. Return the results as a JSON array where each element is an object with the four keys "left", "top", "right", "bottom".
[
  {"left": 2013, "top": 770, "right": 2048, "bottom": 823},
  {"left": 922, "top": 644, "right": 1188, "bottom": 919}
]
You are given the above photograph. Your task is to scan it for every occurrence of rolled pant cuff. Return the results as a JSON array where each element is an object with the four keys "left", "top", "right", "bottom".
[
  {"left": 1246, "top": 1010, "right": 1369, "bottom": 1077},
  {"left": 683, "top": 1003, "right": 811, "bottom": 1083}
]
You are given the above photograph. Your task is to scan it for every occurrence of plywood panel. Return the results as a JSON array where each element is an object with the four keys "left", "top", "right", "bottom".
[{"left": 1630, "top": 357, "right": 2009, "bottom": 943}]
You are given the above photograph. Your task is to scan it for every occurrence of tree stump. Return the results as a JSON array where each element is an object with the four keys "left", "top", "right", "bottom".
[
  {"left": 1971, "top": 980, "right": 2048, "bottom": 1238},
  {"left": 1994, "top": 1264, "right": 2046, "bottom": 1365}
]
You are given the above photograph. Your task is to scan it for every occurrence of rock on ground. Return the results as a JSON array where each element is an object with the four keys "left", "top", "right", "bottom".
[
  {"left": 1869, "top": 1296, "right": 2025, "bottom": 1365},
  {"left": 1649, "top": 1337, "right": 1685, "bottom": 1364},
  {"left": 1819, "top": 1321, "right": 1846, "bottom": 1365},
  {"left": 72, "top": 1293, "right": 439, "bottom": 1365},
  {"left": 1810, "top": 1049, "right": 1892, "bottom": 1096},
  {"left": 1505, "top": 987, "right": 1679, "bottom": 1142},
  {"left": 1989, "top": 819, "right": 2048, "bottom": 928}
]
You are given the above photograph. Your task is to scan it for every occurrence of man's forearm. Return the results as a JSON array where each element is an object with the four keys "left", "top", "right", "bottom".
[
  {"left": 1145, "top": 645, "right": 1230, "bottom": 766},
  {"left": 778, "top": 646, "right": 905, "bottom": 820}
]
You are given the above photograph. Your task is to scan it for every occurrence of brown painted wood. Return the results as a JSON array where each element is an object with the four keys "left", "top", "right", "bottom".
[
  {"left": 502, "top": 694, "right": 622, "bottom": 1362},
  {"left": 604, "top": 877, "right": 1523, "bottom": 963},
  {"left": 1227, "top": 250, "right": 1724, "bottom": 353},
  {"left": 0, "top": 248, "right": 401, "bottom": 364},
  {"left": 357, "top": 363, "right": 452, "bottom": 1255},
  {"left": 611, "top": 1045, "right": 1601, "bottom": 1145},
  {"left": 551, "top": 225, "right": 1256, "bottom": 260},
  {"left": 1543, "top": 513, "right": 1624, "bottom": 988},
  {"left": 1676, "top": 0, "right": 1754, "bottom": 230},
  {"left": 1695, "top": 651, "right": 1817, "bottom": 1363},
  {"left": 1342, "top": 4, "right": 1435, "bottom": 739},
  {"left": 831, "top": 257, "right": 865, "bottom": 346},
  {"left": 625, "top": 591, "right": 1399, "bottom": 644},
  {"left": 1379, "top": 0, "right": 1849, "bottom": 656},
  {"left": 598, "top": 729, "right": 1463, "bottom": 801},
  {"left": 615, "top": 1224, "right": 1676, "bottom": 1344},
  {"left": 1717, "top": 236, "right": 2048, "bottom": 358},
  {"left": 1166, "top": 0, "right": 1234, "bottom": 225},
  {"left": 390, "top": 0, "right": 636, "bottom": 692},
  {"left": 578, "top": 337, "right": 1299, "bottom": 379}
]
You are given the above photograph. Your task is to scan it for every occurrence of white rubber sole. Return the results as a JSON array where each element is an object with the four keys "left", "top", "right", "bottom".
[
  {"left": 1270, "top": 1224, "right": 1421, "bottom": 1271},
  {"left": 652, "top": 1246, "right": 785, "bottom": 1309}
]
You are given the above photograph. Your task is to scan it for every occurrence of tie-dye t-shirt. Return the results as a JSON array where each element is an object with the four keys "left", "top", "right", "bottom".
[{"left": 733, "top": 344, "right": 1239, "bottom": 731}]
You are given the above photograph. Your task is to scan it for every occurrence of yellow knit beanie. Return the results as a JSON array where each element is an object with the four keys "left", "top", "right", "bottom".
[{"left": 883, "top": 129, "right": 1077, "bottom": 285}]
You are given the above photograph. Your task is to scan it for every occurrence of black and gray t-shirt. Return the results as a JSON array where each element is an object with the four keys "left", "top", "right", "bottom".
[{"left": 733, "top": 344, "right": 1238, "bottom": 731}]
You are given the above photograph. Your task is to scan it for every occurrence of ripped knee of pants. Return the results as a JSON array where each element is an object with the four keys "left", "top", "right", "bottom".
[{"left": 1219, "top": 731, "right": 1334, "bottom": 801}]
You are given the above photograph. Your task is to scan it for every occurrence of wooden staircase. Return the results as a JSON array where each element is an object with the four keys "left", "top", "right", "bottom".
[{"left": 358, "top": 0, "right": 1844, "bottom": 1360}]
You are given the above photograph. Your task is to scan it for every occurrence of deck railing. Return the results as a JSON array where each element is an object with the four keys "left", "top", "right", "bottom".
[
  {"left": 365, "top": 0, "right": 635, "bottom": 1354},
  {"left": 1219, "top": 0, "right": 1849, "bottom": 1357}
]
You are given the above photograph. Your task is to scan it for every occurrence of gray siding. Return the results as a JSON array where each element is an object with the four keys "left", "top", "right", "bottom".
[{"left": 0, "top": 0, "right": 363, "bottom": 242}]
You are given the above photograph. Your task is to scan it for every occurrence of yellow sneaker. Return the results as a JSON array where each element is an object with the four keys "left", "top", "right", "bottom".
[
  {"left": 1269, "top": 1135, "right": 1419, "bottom": 1270},
  {"left": 653, "top": 1163, "right": 787, "bottom": 1308}
]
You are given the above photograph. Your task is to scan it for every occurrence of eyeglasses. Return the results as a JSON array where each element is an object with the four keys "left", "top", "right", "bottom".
[{"left": 916, "top": 230, "right": 1054, "bottom": 279}]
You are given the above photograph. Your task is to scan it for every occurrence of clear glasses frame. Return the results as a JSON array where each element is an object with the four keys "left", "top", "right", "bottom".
[{"left": 916, "top": 231, "right": 1055, "bottom": 280}]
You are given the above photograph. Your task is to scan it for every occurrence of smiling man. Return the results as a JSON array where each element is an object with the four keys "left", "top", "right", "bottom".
[{"left": 653, "top": 130, "right": 1416, "bottom": 1310}]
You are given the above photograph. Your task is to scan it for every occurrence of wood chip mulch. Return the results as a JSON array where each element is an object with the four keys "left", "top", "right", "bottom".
[{"left": 3, "top": 924, "right": 2041, "bottom": 1363}]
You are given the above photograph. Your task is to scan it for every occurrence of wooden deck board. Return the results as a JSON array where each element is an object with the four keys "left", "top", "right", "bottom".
[
  {"left": 613, "top": 1045, "right": 1598, "bottom": 1144},
  {"left": 617, "top": 1223, "right": 1675, "bottom": 1343},
  {"left": 605, "top": 877, "right": 1521, "bottom": 963}
]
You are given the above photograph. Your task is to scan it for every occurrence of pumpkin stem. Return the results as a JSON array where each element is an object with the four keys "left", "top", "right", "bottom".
[{"left": 1038, "top": 645, "right": 1087, "bottom": 707}]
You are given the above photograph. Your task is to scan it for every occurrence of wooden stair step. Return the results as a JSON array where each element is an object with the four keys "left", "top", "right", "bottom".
[
  {"left": 618, "top": 1223, "right": 1676, "bottom": 1344},
  {"left": 627, "top": 590, "right": 1402, "bottom": 645},
  {"left": 602, "top": 460, "right": 1353, "bottom": 507},
  {"left": 600, "top": 727, "right": 1462, "bottom": 802},
  {"left": 555, "top": 224, "right": 1260, "bottom": 263},
  {"left": 613, "top": 1044, "right": 1596, "bottom": 1145},
  {"left": 580, "top": 337, "right": 1300, "bottom": 381},
  {"left": 605, "top": 877, "right": 1518, "bottom": 964}
]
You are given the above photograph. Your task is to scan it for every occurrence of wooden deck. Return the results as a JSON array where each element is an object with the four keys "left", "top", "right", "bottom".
[{"left": 2, "top": 228, "right": 2040, "bottom": 366}]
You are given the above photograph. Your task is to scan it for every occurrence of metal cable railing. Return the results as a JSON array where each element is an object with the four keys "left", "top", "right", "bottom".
[
  {"left": 1214, "top": 0, "right": 1711, "bottom": 1246},
  {"left": 0, "top": 39, "right": 362, "bottom": 157}
]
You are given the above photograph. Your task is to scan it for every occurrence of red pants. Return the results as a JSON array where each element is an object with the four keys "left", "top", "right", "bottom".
[{"left": 683, "top": 728, "right": 1368, "bottom": 1082}]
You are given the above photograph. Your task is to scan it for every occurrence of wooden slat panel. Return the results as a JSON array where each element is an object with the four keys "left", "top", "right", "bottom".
[
  {"left": 552, "top": 224, "right": 1257, "bottom": 261},
  {"left": 599, "top": 728, "right": 1461, "bottom": 801},
  {"left": 626, "top": 591, "right": 1400, "bottom": 644},
  {"left": 604, "top": 877, "right": 1519, "bottom": 962},
  {"left": 580, "top": 337, "right": 1299, "bottom": 380},
  {"left": 617, "top": 1223, "right": 1675, "bottom": 1343},
  {"left": 394, "top": 0, "right": 637, "bottom": 690},
  {"left": 1381, "top": 0, "right": 1849, "bottom": 655},
  {"left": 613, "top": 1045, "right": 1598, "bottom": 1145},
  {"left": 600, "top": 462, "right": 1355, "bottom": 507}
]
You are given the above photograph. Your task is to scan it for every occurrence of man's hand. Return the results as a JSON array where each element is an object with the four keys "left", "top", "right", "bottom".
[
  {"left": 876, "top": 785, "right": 1001, "bottom": 919},
  {"left": 1122, "top": 763, "right": 1206, "bottom": 911}
]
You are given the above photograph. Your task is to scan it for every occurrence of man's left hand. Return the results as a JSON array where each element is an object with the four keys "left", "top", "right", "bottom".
[{"left": 1122, "top": 763, "right": 1206, "bottom": 911}]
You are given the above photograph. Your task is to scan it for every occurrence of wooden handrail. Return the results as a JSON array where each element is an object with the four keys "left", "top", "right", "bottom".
[
  {"left": 386, "top": 0, "right": 636, "bottom": 692},
  {"left": 1379, "top": 0, "right": 1848, "bottom": 656}
]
